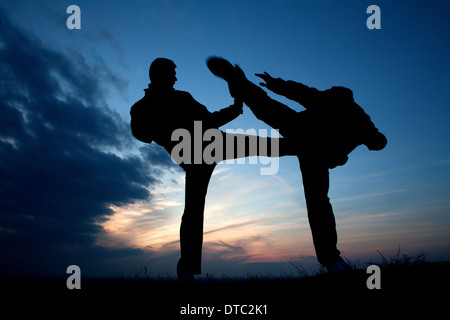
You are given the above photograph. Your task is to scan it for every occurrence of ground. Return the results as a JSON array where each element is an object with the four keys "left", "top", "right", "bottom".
[{"left": 2, "top": 261, "right": 448, "bottom": 318}]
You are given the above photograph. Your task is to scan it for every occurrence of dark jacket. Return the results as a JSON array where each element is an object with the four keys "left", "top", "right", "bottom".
[
  {"left": 130, "top": 85, "right": 241, "bottom": 155},
  {"left": 265, "top": 78, "right": 387, "bottom": 168}
]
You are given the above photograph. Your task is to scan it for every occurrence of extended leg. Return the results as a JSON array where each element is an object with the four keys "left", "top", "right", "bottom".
[
  {"left": 206, "top": 57, "right": 298, "bottom": 137},
  {"left": 221, "top": 131, "right": 296, "bottom": 161},
  {"left": 241, "top": 81, "right": 299, "bottom": 136}
]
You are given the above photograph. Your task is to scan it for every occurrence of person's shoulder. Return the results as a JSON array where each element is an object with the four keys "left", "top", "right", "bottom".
[
  {"left": 173, "top": 90, "right": 194, "bottom": 99},
  {"left": 130, "top": 96, "right": 147, "bottom": 115},
  {"left": 173, "top": 90, "right": 204, "bottom": 106},
  {"left": 328, "top": 86, "right": 354, "bottom": 99}
]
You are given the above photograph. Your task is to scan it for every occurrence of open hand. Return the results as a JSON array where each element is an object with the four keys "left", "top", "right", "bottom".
[{"left": 255, "top": 72, "right": 275, "bottom": 89}]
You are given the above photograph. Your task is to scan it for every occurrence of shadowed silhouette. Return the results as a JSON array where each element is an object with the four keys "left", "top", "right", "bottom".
[
  {"left": 130, "top": 58, "right": 293, "bottom": 280},
  {"left": 206, "top": 57, "right": 387, "bottom": 272}
]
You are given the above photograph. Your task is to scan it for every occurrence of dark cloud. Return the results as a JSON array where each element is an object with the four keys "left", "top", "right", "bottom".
[
  {"left": 139, "top": 145, "right": 177, "bottom": 171},
  {"left": 0, "top": 9, "right": 175, "bottom": 276}
]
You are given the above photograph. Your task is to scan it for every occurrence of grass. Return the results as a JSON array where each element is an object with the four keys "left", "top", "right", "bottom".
[
  {"left": 2, "top": 250, "right": 448, "bottom": 317},
  {"left": 374, "top": 247, "right": 426, "bottom": 267}
]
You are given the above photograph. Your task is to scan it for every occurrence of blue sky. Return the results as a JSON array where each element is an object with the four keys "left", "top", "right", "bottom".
[{"left": 1, "top": 0, "right": 449, "bottom": 277}]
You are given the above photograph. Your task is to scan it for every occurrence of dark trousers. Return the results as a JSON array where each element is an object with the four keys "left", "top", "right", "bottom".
[
  {"left": 299, "top": 158, "right": 340, "bottom": 266},
  {"left": 240, "top": 81, "right": 341, "bottom": 266},
  {"left": 177, "top": 132, "right": 290, "bottom": 275},
  {"left": 177, "top": 164, "right": 215, "bottom": 275}
]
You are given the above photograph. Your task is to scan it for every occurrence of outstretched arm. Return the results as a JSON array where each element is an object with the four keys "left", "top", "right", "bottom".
[
  {"left": 186, "top": 91, "right": 243, "bottom": 128},
  {"left": 208, "top": 99, "right": 243, "bottom": 128},
  {"left": 256, "top": 72, "right": 321, "bottom": 109}
]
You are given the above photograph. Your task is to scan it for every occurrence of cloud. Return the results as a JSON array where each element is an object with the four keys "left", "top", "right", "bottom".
[
  {"left": 0, "top": 9, "right": 174, "bottom": 276},
  {"left": 203, "top": 235, "right": 275, "bottom": 264},
  {"left": 207, "top": 240, "right": 249, "bottom": 262},
  {"left": 334, "top": 189, "right": 407, "bottom": 203},
  {"left": 203, "top": 217, "right": 272, "bottom": 236}
]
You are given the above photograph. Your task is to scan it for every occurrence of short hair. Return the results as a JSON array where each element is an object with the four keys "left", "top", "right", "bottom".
[{"left": 149, "top": 58, "right": 176, "bottom": 82}]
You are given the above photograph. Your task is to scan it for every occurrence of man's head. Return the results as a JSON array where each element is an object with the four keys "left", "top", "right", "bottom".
[{"left": 149, "top": 58, "right": 177, "bottom": 89}]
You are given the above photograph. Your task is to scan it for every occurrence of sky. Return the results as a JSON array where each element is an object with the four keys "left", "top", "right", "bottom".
[{"left": 0, "top": 0, "right": 449, "bottom": 278}]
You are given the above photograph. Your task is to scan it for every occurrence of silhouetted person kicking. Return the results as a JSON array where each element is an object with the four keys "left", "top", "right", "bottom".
[
  {"left": 207, "top": 57, "right": 387, "bottom": 272},
  {"left": 130, "top": 58, "right": 292, "bottom": 280}
]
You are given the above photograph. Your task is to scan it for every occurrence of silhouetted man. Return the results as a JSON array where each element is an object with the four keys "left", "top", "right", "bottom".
[
  {"left": 207, "top": 57, "right": 387, "bottom": 272},
  {"left": 130, "top": 58, "right": 291, "bottom": 280}
]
